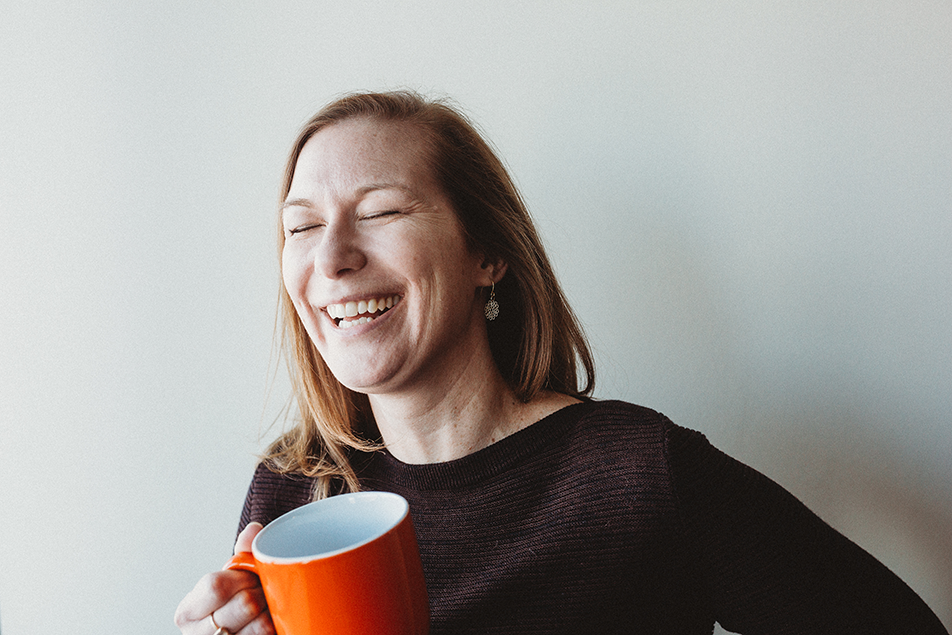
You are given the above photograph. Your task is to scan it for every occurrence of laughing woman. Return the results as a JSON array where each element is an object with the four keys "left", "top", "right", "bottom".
[{"left": 175, "top": 91, "right": 947, "bottom": 635}]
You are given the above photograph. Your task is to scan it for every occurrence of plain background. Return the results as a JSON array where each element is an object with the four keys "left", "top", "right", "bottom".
[{"left": 1, "top": 1, "right": 949, "bottom": 633}]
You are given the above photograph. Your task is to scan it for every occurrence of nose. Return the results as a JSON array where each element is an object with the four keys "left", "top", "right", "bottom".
[{"left": 314, "top": 219, "right": 367, "bottom": 278}]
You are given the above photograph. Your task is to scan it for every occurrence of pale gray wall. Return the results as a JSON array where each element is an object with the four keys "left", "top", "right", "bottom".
[{"left": 1, "top": 1, "right": 949, "bottom": 633}]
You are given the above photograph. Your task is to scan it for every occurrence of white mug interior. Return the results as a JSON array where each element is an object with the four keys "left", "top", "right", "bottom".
[{"left": 252, "top": 491, "right": 410, "bottom": 563}]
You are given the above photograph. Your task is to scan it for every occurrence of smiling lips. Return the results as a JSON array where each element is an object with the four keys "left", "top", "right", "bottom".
[{"left": 325, "top": 295, "right": 400, "bottom": 329}]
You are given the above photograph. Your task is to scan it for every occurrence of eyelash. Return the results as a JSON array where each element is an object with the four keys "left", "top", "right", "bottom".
[
  {"left": 288, "top": 224, "right": 323, "bottom": 235},
  {"left": 364, "top": 209, "right": 399, "bottom": 220},
  {"left": 286, "top": 210, "right": 399, "bottom": 235}
]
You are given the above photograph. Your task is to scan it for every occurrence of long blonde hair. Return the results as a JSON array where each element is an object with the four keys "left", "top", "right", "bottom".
[{"left": 265, "top": 91, "right": 595, "bottom": 498}]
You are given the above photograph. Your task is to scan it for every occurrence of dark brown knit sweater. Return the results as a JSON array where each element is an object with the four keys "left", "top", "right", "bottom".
[{"left": 238, "top": 400, "right": 947, "bottom": 634}]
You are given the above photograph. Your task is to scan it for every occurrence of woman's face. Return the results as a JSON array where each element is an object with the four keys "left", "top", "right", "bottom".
[{"left": 281, "top": 117, "right": 493, "bottom": 395}]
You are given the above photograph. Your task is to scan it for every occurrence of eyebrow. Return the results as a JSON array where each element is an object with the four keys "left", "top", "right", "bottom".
[
  {"left": 356, "top": 182, "right": 414, "bottom": 196},
  {"left": 281, "top": 183, "right": 416, "bottom": 211},
  {"left": 281, "top": 198, "right": 314, "bottom": 211}
]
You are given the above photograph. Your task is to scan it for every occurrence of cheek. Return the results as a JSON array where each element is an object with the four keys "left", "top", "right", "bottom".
[
  {"left": 281, "top": 246, "right": 326, "bottom": 344},
  {"left": 281, "top": 246, "right": 310, "bottom": 301}
]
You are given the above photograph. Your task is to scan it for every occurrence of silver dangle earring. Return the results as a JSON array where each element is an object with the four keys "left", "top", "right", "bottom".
[{"left": 484, "top": 281, "right": 500, "bottom": 321}]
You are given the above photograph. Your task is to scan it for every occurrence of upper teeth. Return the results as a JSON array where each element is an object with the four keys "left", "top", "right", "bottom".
[{"left": 326, "top": 295, "right": 398, "bottom": 321}]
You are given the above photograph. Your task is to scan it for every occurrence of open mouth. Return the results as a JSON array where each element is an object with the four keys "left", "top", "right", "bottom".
[{"left": 325, "top": 295, "right": 400, "bottom": 329}]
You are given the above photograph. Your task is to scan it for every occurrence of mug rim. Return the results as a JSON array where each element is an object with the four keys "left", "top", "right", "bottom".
[{"left": 251, "top": 491, "right": 410, "bottom": 564}]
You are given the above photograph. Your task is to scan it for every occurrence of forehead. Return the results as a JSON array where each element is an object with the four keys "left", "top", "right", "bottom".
[{"left": 291, "top": 118, "right": 436, "bottom": 194}]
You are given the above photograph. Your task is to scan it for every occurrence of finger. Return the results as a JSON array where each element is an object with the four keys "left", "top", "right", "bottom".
[
  {"left": 234, "top": 522, "right": 263, "bottom": 555},
  {"left": 234, "top": 609, "right": 276, "bottom": 635},
  {"left": 175, "top": 569, "right": 262, "bottom": 628},
  {"left": 213, "top": 585, "right": 270, "bottom": 634}
]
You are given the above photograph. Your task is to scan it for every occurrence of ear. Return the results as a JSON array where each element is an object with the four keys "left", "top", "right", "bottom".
[{"left": 474, "top": 255, "right": 508, "bottom": 287}]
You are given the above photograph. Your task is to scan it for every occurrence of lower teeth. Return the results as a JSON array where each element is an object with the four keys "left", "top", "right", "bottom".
[{"left": 339, "top": 316, "right": 374, "bottom": 329}]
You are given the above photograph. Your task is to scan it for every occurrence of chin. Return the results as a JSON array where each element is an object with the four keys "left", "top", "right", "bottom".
[{"left": 329, "top": 367, "right": 396, "bottom": 395}]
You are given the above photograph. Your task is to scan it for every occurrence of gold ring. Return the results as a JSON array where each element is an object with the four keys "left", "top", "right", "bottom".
[{"left": 210, "top": 613, "right": 230, "bottom": 635}]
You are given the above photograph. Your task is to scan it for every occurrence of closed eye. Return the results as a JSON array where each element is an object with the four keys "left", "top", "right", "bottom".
[
  {"left": 287, "top": 223, "right": 324, "bottom": 235},
  {"left": 362, "top": 209, "right": 400, "bottom": 221}
]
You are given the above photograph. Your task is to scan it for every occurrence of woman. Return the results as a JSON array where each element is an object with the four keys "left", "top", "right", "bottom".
[{"left": 176, "top": 91, "right": 947, "bottom": 634}]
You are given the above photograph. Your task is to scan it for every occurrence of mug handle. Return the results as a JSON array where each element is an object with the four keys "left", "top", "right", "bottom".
[{"left": 224, "top": 551, "right": 257, "bottom": 573}]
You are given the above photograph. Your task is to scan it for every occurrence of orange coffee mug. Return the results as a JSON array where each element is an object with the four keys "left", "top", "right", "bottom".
[{"left": 226, "top": 491, "right": 429, "bottom": 635}]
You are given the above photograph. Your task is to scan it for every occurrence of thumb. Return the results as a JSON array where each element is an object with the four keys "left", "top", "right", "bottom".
[{"left": 234, "top": 522, "right": 263, "bottom": 555}]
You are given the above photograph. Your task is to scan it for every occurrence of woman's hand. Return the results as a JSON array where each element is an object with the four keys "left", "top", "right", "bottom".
[{"left": 174, "top": 522, "right": 275, "bottom": 635}]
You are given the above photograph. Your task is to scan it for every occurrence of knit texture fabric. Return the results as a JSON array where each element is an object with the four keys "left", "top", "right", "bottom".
[{"left": 238, "top": 400, "right": 947, "bottom": 634}]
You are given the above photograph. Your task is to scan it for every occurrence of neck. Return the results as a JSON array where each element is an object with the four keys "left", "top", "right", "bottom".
[
  {"left": 366, "top": 354, "right": 512, "bottom": 463},
  {"left": 367, "top": 361, "right": 579, "bottom": 465}
]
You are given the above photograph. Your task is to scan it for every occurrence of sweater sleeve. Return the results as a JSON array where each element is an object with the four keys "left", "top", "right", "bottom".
[{"left": 665, "top": 422, "right": 947, "bottom": 635}]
